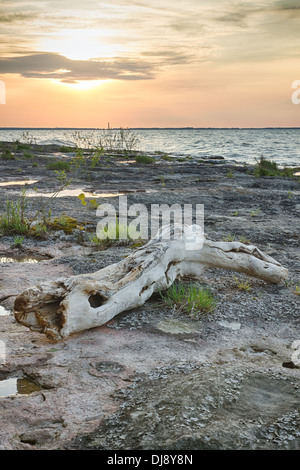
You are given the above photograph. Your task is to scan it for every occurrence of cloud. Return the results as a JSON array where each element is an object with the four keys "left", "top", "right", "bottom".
[
  {"left": 0, "top": 12, "right": 36, "bottom": 23},
  {"left": 272, "top": 0, "right": 300, "bottom": 12},
  {"left": 0, "top": 52, "right": 156, "bottom": 82},
  {"left": 142, "top": 49, "right": 198, "bottom": 66}
]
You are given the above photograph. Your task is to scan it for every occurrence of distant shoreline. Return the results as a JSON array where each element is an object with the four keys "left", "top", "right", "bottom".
[{"left": 1, "top": 127, "right": 300, "bottom": 131}]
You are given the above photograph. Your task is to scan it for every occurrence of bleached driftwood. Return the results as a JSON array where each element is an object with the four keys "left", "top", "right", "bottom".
[{"left": 14, "top": 225, "right": 288, "bottom": 340}]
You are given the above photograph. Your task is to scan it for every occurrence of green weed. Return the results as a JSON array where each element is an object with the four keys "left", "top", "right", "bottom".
[
  {"left": 239, "top": 236, "right": 251, "bottom": 244},
  {"left": 0, "top": 190, "right": 30, "bottom": 235},
  {"left": 46, "top": 160, "right": 71, "bottom": 171},
  {"left": 23, "top": 151, "right": 34, "bottom": 159},
  {"left": 15, "top": 141, "right": 31, "bottom": 151},
  {"left": 160, "top": 282, "right": 217, "bottom": 317},
  {"left": 12, "top": 235, "right": 24, "bottom": 247},
  {"left": 59, "top": 145, "right": 75, "bottom": 153},
  {"left": 1, "top": 149, "right": 15, "bottom": 160},
  {"left": 233, "top": 275, "right": 252, "bottom": 291},
  {"left": 135, "top": 154, "right": 154, "bottom": 164},
  {"left": 254, "top": 156, "right": 300, "bottom": 178},
  {"left": 250, "top": 208, "right": 260, "bottom": 217},
  {"left": 49, "top": 215, "right": 79, "bottom": 234},
  {"left": 223, "top": 234, "right": 236, "bottom": 242}
]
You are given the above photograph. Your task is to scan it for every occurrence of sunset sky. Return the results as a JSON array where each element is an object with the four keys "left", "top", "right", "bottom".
[{"left": 0, "top": 0, "right": 299, "bottom": 128}]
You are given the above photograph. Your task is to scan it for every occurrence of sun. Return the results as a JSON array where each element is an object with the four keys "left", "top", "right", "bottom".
[
  {"left": 40, "top": 29, "right": 121, "bottom": 61},
  {"left": 40, "top": 29, "right": 122, "bottom": 90}
]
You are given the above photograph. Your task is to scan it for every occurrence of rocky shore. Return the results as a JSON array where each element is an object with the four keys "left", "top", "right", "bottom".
[{"left": 0, "top": 142, "right": 299, "bottom": 450}]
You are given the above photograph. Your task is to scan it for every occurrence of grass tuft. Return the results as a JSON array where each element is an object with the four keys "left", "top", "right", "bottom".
[
  {"left": 46, "top": 160, "right": 71, "bottom": 171},
  {"left": 1, "top": 149, "right": 15, "bottom": 160},
  {"left": 135, "top": 154, "right": 154, "bottom": 164},
  {"left": 254, "top": 156, "right": 300, "bottom": 178},
  {"left": 160, "top": 282, "right": 217, "bottom": 317}
]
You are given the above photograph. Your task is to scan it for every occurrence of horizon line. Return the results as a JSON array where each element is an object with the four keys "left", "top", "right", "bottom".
[{"left": 1, "top": 126, "right": 300, "bottom": 130}]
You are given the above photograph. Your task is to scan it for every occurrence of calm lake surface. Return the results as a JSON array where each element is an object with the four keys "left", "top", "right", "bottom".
[{"left": 1, "top": 127, "right": 300, "bottom": 166}]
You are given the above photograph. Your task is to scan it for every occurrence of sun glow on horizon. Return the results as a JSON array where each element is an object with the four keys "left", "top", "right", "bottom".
[{"left": 53, "top": 78, "right": 107, "bottom": 90}]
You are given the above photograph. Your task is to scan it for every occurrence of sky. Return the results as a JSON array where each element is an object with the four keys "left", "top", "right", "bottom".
[{"left": 0, "top": 0, "right": 299, "bottom": 128}]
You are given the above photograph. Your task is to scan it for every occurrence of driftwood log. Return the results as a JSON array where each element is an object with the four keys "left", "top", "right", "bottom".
[{"left": 14, "top": 225, "right": 288, "bottom": 340}]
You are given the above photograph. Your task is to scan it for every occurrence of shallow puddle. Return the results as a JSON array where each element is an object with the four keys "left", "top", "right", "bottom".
[
  {"left": 0, "top": 377, "right": 41, "bottom": 397},
  {"left": 0, "top": 180, "right": 38, "bottom": 187},
  {"left": 0, "top": 257, "right": 39, "bottom": 263},
  {"left": 27, "top": 188, "right": 125, "bottom": 198}
]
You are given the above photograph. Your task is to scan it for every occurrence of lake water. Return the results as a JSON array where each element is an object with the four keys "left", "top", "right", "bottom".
[{"left": 1, "top": 127, "right": 300, "bottom": 167}]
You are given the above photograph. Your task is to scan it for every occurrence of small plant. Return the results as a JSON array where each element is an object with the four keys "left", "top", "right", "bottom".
[
  {"left": 0, "top": 201, "right": 29, "bottom": 234},
  {"left": 70, "top": 145, "right": 103, "bottom": 176},
  {"left": 15, "top": 141, "right": 31, "bottom": 151},
  {"left": 31, "top": 223, "right": 48, "bottom": 239},
  {"left": 88, "top": 198, "right": 99, "bottom": 210},
  {"left": 135, "top": 154, "right": 154, "bottom": 164},
  {"left": 46, "top": 160, "right": 71, "bottom": 171},
  {"left": 233, "top": 275, "right": 252, "bottom": 292},
  {"left": 95, "top": 127, "right": 140, "bottom": 155},
  {"left": 295, "top": 282, "right": 300, "bottom": 296},
  {"left": 78, "top": 193, "right": 99, "bottom": 210},
  {"left": 88, "top": 234, "right": 103, "bottom": 248},
  {"left": 49, "top": 215, "right": 79, "bottom": 234},
  {"left": 59, "top": 145, "right": 75, "bottom": 153},
  {"left": 226, "top": 170, "right": 234, "bottom": 178},
  {"left": 23, "top": 151, "right": 34, "bottom": 159},
  {"left": 254, "top": 156, "right": 299, "bottom": 178},
  {"left": 160, "top": 282, "right": 217, "bottom": 317},
  {"left": 0, "top": 189, "right": 30, "bottom": 235},
  {"left": 159, "top": 175, "right": 166, "bottom": 187},
  {"left": 223, "top": 233, "right": 236, "bottom": 242},
  {"left": 1, "top": 149, "right": 15, "bottom": 160},
  {"left": 239, "top": 236, "right": 251, "bottom": 244},
  {"left": 250, "top": 208, "right": 260, "bottom": 217},
  {"left": 254, "top": 156, "right": 280, "bottom": 177},
  {"left": 12, "top": 235, "right": 24, "bottom": 247},
  {"left": 161, "top": 154, "right": 172, "bottom": 161}
]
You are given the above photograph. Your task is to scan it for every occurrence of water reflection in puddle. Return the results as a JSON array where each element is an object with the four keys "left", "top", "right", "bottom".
[
  {"left": 27, "top": 188, "right": 126, "bottom": 198},
  {"left": 0, "top": 257, "right": 39, "bottom": 263},
  {"left": 0, "top": 306, "right": 10, "bottom": 316},
  {"left": 0, "top": 377, "right": 41, "bottom": 397}
]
